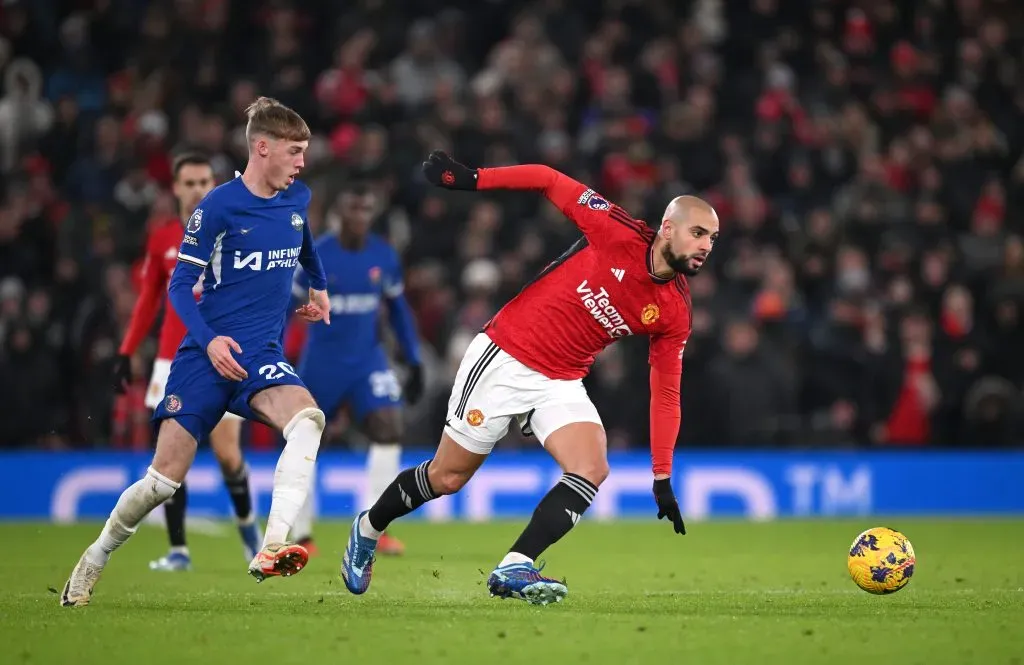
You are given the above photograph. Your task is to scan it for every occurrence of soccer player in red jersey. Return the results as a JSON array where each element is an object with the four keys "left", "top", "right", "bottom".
[
  {"left": 341, "top": 151, "right": 719, "bottom": 604},
  {"left": 112, "top": 153, "right": 262, "bottom": 571}
]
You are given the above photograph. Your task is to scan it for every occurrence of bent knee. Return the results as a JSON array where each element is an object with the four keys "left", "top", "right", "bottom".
[
  {"left": 285, "top": 407, "right": 326, "bottom": 436},
  {"left": 428, "top": 466, "right": 472, "bottom": 495},
  {"left": 570, "top": 458, "right": 610, "bottom": 487},
  {"left": 546, "top": 422, "right": 609, "bottom": 486}
]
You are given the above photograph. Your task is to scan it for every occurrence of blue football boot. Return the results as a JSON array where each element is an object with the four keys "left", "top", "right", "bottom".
[
  {"left": 340, "top": 511, "right": 377, "bottom": 594},
  {"left": 487, "top": 561, "right": 567, "bottom": 605},
  {"left": 148, "top": 550, "right": 192, "bottom": 572}
]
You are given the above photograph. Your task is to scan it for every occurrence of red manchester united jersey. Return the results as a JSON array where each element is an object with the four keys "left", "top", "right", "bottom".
[
  {"left": 119, "top": 218, "right": 200, "bottom": 360},
  {"left": 482, "top": 174, "right": 692, "bottom": 380}
]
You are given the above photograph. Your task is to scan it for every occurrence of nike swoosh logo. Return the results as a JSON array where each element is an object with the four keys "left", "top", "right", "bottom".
[
  {"left": 304, "top": 456, "right": 316, "bottom": 462},
  {"left": 240, "top": 227, "right": 254, "bottom": 234}
]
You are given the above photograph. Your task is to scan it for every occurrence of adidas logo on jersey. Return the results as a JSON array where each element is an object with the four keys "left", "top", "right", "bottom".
[
  {"left": 610, "top": 268, "right": 625, "bottom": 282},
  {"left": 565, "top": 509, "right": 580, "bottom": 526}
]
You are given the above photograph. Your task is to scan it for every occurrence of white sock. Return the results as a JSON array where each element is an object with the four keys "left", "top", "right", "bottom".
[
  {"left": 290, "top": 468, "right": 316, "bottom": 542},
  {"left": 499, "top": 552, "right": 533, "bottom": 568},
  {"left": 358, "top": 512, "right": 383, "bottom": 540},
  {"left": 263, "top": 408, "right": 324, "bottom": 547},
  {"left": 85, "top": 467, "right": 180, "bottom": 566},
  {"left": 364, "top": 443, "right": 402, "bottom": 510}
]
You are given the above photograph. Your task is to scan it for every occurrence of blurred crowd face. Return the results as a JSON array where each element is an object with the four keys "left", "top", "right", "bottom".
[
  {"left": 1003, "top": 236, "right": 1024, "bottom": 273},
  {"left": 900, "top": 312, "right": 932, "bottom": 350},
  {"left": 172, "top": 163, "right": 215, "bottom": 219},
  {"left": 835, "top": 246, "right": 870, "bottom": 294},
  {"left": 942, "top": 285, "right": 973, "bottom": 324},
  {"left": 338, "top": 189, "right": 376, "bottom": 239},
  {"left": 724, "top": 320, "right": 759, "bottom": 358},
  {"left": 8, "top": 324, "right": 32, "bottom": 356}
]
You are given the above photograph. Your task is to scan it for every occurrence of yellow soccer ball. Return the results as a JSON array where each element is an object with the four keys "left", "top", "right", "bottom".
[{"left": 847, "top": 527, "right": 916, "bottom": 594}]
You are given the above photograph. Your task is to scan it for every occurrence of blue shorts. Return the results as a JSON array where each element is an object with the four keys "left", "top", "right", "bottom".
[
  {"left": 153, "top": 343, "right": 307, "bottom": 443},
  {"left": 299, "top": 348, "right": 402, "bottom": 422}
]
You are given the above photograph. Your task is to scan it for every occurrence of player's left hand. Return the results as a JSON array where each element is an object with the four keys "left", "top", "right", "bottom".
[
  {"left": 296, "top": 288, "right": 331, "bottom": 325},
  {"left": 403, "top": 364, "right": 424, "bottom": 405},
  {"left": 653, "top": 477, "right": 686, "bottom": 535}
]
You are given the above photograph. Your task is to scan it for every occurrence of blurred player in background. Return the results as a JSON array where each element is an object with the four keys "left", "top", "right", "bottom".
[
  {"left": 62, "top": 97, "right": 332, "bottom": 606},
  {"left": 112, "top": 153, "right": 261, "bottom": 572},
  {"left": 342, "top": 151, "right": 717, "bottom": 605},
  {"left": 290, "top": 182, "right": 424, "bottom": 557}
]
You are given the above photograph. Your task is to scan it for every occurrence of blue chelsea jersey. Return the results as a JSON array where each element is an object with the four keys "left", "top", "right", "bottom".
[
  {"left": 294, "top": 234, "right": 405, "bottom": 361},
  {"left": 175, "top": 177, "right": 326, "bottom": 349}
]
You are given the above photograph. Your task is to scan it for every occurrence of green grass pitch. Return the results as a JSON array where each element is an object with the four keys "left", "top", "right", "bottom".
[{"left": 3, "top": 519, "right": 1023, "bottom": 664}]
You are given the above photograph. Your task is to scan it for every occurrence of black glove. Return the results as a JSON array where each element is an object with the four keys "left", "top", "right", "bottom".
[
  {"left": 421, "top": 150, "right": 478, "bottom": 190},
  {"left": 112, "top": 354, "right": 133, "bottom": 394},
  {"left": 653, "top": 478, "right": 686, "bottom": 535},
  {"left": 403, "top": 364, "right": 425, "bottom": 405}
]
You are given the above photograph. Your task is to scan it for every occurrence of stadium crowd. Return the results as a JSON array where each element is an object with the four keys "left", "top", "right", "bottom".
[{"left": 0, "top": 0, "right": 1022, "bottom": 450}]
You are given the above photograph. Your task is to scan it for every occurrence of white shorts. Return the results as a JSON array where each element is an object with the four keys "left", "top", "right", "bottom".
[
  {"left": 146, "top": 358, "right": 242, "bottom": 421},
  {"left": 443, "top": 333, "right": 602, "bottom": 455}
]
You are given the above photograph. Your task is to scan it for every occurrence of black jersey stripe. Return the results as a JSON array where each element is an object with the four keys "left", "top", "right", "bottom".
[
  {"left": 674, "top": 275, "right": 692, "bottom": 309},
  {"left": 609, "top": 207, "right": 649, "bottom": 239},
  {"left": 520, "top": 235, "right": 590, "bottom": 292},
  {"left": 482, "top": 236, "right": 591, "bottom": 334}
]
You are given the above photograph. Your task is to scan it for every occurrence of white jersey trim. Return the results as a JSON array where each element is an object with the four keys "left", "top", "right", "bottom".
[{"left": 178, "top": 253, "right": 207, "bottom": 268}]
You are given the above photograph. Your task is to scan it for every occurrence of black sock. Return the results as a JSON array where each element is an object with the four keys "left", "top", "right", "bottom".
[
  {"left": 165, "top": 481, "right": 188, "bottom": 548},
  {"left": 222, "top": 463, "right": 253, "bottom": 521},
  {"left": 509, "top": 473, "right": 598, "bottom": 561},
  {"left": 367, "top": 460, "right": 437, "bottom": 532}
]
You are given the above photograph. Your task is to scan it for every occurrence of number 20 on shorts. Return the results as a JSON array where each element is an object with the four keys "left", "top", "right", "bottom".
[{"left": 259, "top": 362, "right": 298, "bottom": 381}]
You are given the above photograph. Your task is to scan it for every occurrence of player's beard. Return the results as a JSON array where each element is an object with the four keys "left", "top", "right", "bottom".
[{"left": 663, "top": 246, "right": 705, "bottom": 277}]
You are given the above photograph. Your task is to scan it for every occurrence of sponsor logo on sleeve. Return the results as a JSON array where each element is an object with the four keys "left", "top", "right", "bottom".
[
  {"left": 578, "top": 189, "right": 609, "bottom": 210},
  {"left": 186, "top": 208, "right": 203, "bottom": 233}
]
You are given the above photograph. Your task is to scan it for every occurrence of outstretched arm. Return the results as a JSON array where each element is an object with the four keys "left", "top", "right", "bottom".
[
  {"left": 477, "top": 164, "right": 580, "bottom": 209},
  {"left": 421, "top": 151, "right": 647, "bottom": 243}
]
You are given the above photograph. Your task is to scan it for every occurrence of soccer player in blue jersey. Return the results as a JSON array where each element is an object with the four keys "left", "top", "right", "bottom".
[
  {"left": 61, "top": 98, "right": 332, "bottom": 606},
  {"left": 289, "top": 183, "right": 423, "bottom": 556}
]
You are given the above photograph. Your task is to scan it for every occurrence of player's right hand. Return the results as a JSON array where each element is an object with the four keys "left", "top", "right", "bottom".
[
  {"left": 421, "top": 150, "right": 477, "bottom": 190},
  {"left": 207, "top": 336, "right": 248, "bottom": 381},
  {"left": 112, "top": 354, "right": 133, "bottom": 394}
]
